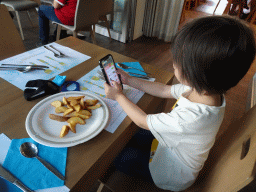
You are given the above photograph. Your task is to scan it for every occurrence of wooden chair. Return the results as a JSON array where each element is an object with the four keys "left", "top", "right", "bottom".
[
  {"left": 223, "top": 0, "right": 245, "bottom": 16},
  {"left": 0, "top": 0, "right": 39, "bottom": 40},
  {"left": 93, "top": 0, "right": 114, "bottom": 41},
  {"left": 184, "top": 103, "right": 256, "bottom": 191},
  {"left": 0, "top": 4, "right": 26, "bottom": 60},
  {"left": 40, "top": 0, "right": 53, "bottom": 5},
  {"left": 246, "top": 0, "right": 256, "bottom": 24},
  {"left": 185, "top": 0, "right": 200, "bottom": 10},
  {"left": 53, "top": 0, "right": 99, "bottom": 44},
  {"left": 97, "top": 100, "right": 256, "bottom": 191}
]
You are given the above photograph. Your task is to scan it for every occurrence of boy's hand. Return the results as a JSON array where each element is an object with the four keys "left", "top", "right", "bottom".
[
  {"left": 104, "top": 81, "right": 123, "bottom": 100},
  {"left": 117, "top": 68, "right": 130, "bottom": 85}
]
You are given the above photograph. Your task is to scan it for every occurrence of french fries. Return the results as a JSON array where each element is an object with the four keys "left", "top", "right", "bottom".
[
  {"left": 51, "top": 100, "right": 62, "bottom": 108},
  {"left": 49, "top": 96, "right": 101, "bottom": 138},
  {"left": 88, "top": 104, "right": 101, "bottom": 110},
  {"left": 60, "top": 125, "right": 70, "bottom": 138},
  {"left": 49, "top": 114, "right": 69, "bottom": 122}
]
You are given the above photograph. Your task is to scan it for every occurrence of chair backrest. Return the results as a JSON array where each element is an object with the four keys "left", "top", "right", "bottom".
[
  {"left": 74, "top": 0, "right": 100, "bottom": 31},
  {"left": 185, "top": 104, "right": 256, "bottom": 192},
  {"left": 0, "top": 4, "right": 25, "bottom": 60},
  {"left": 223, "top": 0, "right": 244, "bottom": 15},
  {"left": 99, "top": 0, "right": 114, "bottom": 17}
]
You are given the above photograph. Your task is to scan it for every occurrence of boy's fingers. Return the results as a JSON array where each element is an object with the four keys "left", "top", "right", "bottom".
[
  {"left": 104, "top": 82, "right": 110, "bottom": 88},
  {"left": 112, "top": 81, "right": 121, "bottom": 88},
  {"left": 117, "top": 68, "right": 123, "bottom": 73},
  {"left": 117, "top": 68, "right": 126, "bottom": 74},
  {"left": 111, "top": 81, "right": 118, "bottom": 88}
]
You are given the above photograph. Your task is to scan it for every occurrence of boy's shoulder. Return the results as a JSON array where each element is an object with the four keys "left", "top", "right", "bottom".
[
  {"left": 171, "top": 96, "right": 225, "bottom": 131},
  {"left": 171, "top": 84, "right": 191, "bottom": 99}
]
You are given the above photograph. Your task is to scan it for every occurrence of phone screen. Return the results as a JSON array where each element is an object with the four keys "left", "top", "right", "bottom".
[{"left": 101, "top": 56, "right": 121, "bottom": 86}]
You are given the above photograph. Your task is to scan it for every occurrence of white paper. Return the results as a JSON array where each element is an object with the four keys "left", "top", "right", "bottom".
[
  {"left": 0, "top": 133, "right": 70, "bottom": 192},
  {"left": 0, "top": 42, "right": 91, "bottom": 90},
  {"left": 0, "top": 133, "right": 11, "bottom": 165},
  {"left": 76, "top": 66, "right": 155, "bottom": 133}
]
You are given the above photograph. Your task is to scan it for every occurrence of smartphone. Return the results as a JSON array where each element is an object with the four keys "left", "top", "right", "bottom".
[{"left": 99, "top": 54, "right": 123, "bottom": 87}]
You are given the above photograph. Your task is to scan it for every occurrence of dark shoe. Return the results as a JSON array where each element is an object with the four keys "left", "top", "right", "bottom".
[
  {"left": 36, "top": 41, "right": 47, "bottom": 47},
  {"left": 77, "top": 34, "right": 86, "bottom": 40}
]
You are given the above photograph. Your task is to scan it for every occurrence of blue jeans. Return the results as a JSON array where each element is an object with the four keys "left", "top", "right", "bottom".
[
  {"left": 38, "top": 5, "right": 61, "bottom": 43},
  {"left": 114, "top": 129, "right": 155, "bottom": 183}
]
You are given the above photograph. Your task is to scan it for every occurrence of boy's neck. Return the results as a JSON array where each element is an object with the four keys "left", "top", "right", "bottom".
[{"left": 185, "top": 89, "right": 222, "bottom": 107}]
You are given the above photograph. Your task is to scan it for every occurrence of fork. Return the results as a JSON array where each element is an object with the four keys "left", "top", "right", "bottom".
[
  {"left": 49, "top": 45, "right": 66, "bottom": 57},
  {"left": 117, "top": 63, "right": 152, "bottom": 75},
  {"left": 43, "top": 46, "right": 62, "bottom": 58}
]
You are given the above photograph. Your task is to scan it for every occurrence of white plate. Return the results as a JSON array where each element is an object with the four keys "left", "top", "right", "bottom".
[{"left": 26, "top": 91, "right": 109, "bottom": 147}]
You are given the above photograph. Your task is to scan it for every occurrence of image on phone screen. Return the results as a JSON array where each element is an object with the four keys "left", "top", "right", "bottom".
[{"left": 101, "top": 56, "right": 121, "bottom": 86}]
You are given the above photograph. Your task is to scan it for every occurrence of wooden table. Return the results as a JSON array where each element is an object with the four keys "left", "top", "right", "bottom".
[{"left": 0, "top": 36, "right": 174, "bottom": 191}]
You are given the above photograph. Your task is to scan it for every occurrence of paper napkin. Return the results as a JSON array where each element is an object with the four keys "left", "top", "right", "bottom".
[
  {"left": 2, "top": 138, "right": 67, "bottom": 190},
  {"left": 115, "top": 62, "right": 148, "bottom": 77}
]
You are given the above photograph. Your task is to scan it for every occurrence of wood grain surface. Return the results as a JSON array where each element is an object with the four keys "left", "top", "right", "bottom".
[{"left": 0, "top": 36, "right": 174, "bottom": 191}]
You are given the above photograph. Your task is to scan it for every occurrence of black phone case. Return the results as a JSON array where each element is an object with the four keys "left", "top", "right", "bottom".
[{"left": 99, "top": 54, "right": 123, "bottom": 88}]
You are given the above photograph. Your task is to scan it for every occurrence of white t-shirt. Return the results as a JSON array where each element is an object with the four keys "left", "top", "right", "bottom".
[{"left": 147, "top": 84, "right": 226, "bottom": 191}]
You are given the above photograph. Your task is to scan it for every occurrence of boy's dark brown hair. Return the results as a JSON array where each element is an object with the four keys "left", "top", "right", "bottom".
[{"left": 171, "top": 15, "right": 256, "bottom": 95}]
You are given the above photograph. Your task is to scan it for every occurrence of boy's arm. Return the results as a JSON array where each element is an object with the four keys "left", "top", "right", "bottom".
[
  {"left": 118, "top": 69, "right": 174, "bottom": 99},
  {"left": 104, "top": 82, "right": 149, "bottom": 130},
  {"left": 128, "top": 76, "right": 173, "bottom": 99},
  {"left": 116, "top": 94, "right": 149, "bottom": 130}
]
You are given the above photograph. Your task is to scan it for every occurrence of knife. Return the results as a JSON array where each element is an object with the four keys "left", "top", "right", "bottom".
[
  {"left": 1, "top": 64, "right": 49, "bottom": 68},
  {"left": 0, "top": 165, "right": 33, "bottom": 192}
]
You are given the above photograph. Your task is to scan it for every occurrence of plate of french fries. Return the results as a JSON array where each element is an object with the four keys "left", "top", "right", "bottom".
[{"left": 26, "top": 91, "right": 109, "bottom": 147}]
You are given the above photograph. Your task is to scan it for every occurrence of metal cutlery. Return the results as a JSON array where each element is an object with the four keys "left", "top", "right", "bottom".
[
  {"left": 49, "top": 45, "right": 65, "bottom": 57},
  {"left": 20, "top": 142, "right": 65, "bottom": 180},
  {"left": 0, "top": 165, "right": 33, "bottom": 192},
  {"left": 0, "top": 66, "right": 47, "bottom": 73},
  {"left": 117, "top": 63, "right": 152, "bottom": 75},
  {"left": 128, "top": 72, "right": 150, "bottom": 79},
  {"left": 43, "top": 46, "right": 62, "bottom": 58},
  {"left": 1, "top": 64, "right": 49, "bottom": 68},
  {"left": 97, "top": 70, "right": 150, "bottom": 81}
]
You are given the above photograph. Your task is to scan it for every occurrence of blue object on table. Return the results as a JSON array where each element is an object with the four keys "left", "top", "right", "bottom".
[
  {"left": 0, "top": 177, "right": 22, "bottom": 192},
  {"left": 52, "top": 75, "right": 66, "bottom": 86},
  {"left": 2, "top": 138, "right": 67, "bottom": 190},
  {"left": 61, "top": 81, "right": 80, "bottom": 92},
  {"left": 115, "top": 62, "right": 147, "bottom": 77}
]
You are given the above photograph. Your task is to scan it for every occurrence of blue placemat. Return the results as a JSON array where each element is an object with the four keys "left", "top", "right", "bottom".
[
  {"left": 115, "top": 62, "right": 147, "bottom": 77},
  {"left": 2, "top": 138, "right": 67, "bottom": 190}
]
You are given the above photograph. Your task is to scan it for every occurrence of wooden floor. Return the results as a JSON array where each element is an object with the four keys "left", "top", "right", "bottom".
[{"left": 14, "top": 0, "right": 256, "bottom": 191}]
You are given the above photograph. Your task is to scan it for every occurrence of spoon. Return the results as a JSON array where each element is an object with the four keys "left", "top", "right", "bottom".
[
  {"left": 43, "top": 46, "right": 62, "bottom": 58},
  {"left": 20, "top": 142, "right": 65, "bottom": 180},
  {"left": 117, "top": 63, "right": 152, "bottom": 75},
  {"left": 0, "top": 66, "right": 46, "bottom": 73}
]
